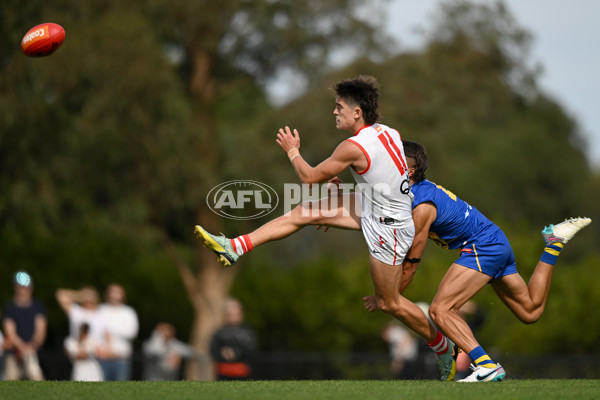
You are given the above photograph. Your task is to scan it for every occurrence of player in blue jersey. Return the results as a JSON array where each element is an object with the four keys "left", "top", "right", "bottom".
[{"left": 364, "top": 140, "right": 591, "bottom": 382}]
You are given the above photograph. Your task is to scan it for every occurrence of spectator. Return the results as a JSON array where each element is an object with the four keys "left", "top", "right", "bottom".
[
  {"left": 56, "top": 286, "right": 110, "bottom": 380},
  {"left": 98, "top": 284, "right": 139, "bottom": 381},
  {"left": 64, "top": 323, "right": 104, "bottom": 381},
  {"left": 1, "top": 271, "right": 47, "bottom": 381},
  {"left": 382, "top": 322, "right": 418, "bottom": 379},
  {"left": 142, "top": 322, "right": 194, "bottom": 381},
  {"left": 210, "top": 298, "right": 257, "bottom": 380}
]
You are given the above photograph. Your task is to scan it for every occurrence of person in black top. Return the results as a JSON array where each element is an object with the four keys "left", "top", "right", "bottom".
[
  {"left": 1, "top": 271, "right": 47, "bottom": 380},
  {"left": 210, "top": 298, "right": 257, "bottom": 380}
]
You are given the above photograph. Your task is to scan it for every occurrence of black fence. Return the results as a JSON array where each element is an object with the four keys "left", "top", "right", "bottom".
[
  {"left": 251, "top": 352, "right": 600, "bottom": 380},
  {"left": 31, "top": 350, "right": 600, "bottom": 381}
]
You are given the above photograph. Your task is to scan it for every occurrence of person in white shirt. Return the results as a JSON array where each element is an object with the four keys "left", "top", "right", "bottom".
[
  {"left": 98, "top": 284, "right": 139, "bottom": 381},
  {"left": 64, "top": 322, "right": 104, "bottom": 381},
  {"left": 382, "top": 321, "right": 418, "bottom": 379},
  {"left": 56, "top": 286, "right": 110, "bottom": 380}
]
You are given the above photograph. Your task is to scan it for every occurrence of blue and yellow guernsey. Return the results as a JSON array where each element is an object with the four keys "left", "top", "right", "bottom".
[{"left": 410, "top": 179, "right": 496, "bottom": 250}]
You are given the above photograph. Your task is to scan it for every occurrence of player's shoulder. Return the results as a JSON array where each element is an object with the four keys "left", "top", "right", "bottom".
[
  {"left": 380, "top": 123, "right": 401, "bottom": 136},
  {"left": 340, "top": 137, "right": 367, "bottom": 156},
  {"left": 411, "top": 179, "right": 436, "bottom": 193},
  {"left": 411, "top": 180, "right": 438, "bottom": 203}
]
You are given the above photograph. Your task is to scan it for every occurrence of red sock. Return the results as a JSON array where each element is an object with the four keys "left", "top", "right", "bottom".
[
  {"left": 428, "top": 330, "right": 449, "bottom": 355},
  {"left": 231, "top": 235, "right": 253, "bottom": 256}
]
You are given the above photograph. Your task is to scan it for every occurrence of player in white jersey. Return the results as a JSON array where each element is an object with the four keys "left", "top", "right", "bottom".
[
  {"left": 195, "top": 76, "right": 459, "bottom": 380},
  {"left": 346, "top": 122, "right": 414, "bottom": 266}
]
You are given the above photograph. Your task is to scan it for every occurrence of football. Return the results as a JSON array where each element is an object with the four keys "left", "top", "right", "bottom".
[{"left": 21, "top": 23, "right": 65, "bottom": 57}]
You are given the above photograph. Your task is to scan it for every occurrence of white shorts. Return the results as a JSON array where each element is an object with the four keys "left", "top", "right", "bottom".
[{"left": 361, "top": 215, "right": 415, "bottom": 265}]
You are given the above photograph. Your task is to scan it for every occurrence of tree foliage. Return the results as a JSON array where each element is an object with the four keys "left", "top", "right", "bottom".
[
  {"left": 0, "top": 0, "right": 393, "bottom": 380},
  {"left": 1, "top": 0, "right": 599, "bottom": 382}
]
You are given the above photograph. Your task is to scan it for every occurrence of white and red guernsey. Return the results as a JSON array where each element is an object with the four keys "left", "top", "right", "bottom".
[{"left": 346, "top": 123, "right": 413, "bottom": 227}]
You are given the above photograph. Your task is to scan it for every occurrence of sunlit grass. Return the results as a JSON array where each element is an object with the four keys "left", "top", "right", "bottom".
[{"left": 1, "top": 379, "right": 599, "bottom": 400}]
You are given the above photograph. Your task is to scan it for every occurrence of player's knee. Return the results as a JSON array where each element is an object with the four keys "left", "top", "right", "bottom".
[
  {"left": 506, "top": 303, "right": 544, "bottom": 325},
  {"left": 516, "top": 311, "right": 541, "bottom": 325},
  {"left": 377, "top": 297, "right": 401, "bottom": 315},
  {"left": 520, "top": 316, "right": 538, "bottom": 325},
  {"left": 428, "top": 302, "right": 446, "bottom": 325},
  {"left": 291, "top": 202, "right": 319, "bottom": 225}
]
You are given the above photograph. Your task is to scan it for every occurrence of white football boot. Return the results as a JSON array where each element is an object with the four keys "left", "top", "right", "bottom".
[
  {"left": 457, "top": 363, "right": 506, "bottom": 382},
  {"left": 541, "top": 217, "right": 591, "bottom": 246}
]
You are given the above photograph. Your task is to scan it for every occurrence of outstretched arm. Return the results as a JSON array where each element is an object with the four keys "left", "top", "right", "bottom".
[{"left": 276, "top": 126, "right": 363, "bottom": 184}]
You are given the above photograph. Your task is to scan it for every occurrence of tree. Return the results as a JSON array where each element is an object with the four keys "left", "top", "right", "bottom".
[
  {"left": 2, "top": 1, "right": 599, "bottom": 381},
  {"left": 140, "top": 0, "right": 394, "bottom": 379},
  {"left": 1, "top": 0, "right": 393, "bottom": 380},
  {"left": 377, "top": 0, "right": 594, "bottom": 226}
]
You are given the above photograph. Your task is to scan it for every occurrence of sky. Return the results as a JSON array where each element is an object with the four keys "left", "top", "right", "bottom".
[{"left": 385, "top": 0, "right": 600, "bottom": 169}]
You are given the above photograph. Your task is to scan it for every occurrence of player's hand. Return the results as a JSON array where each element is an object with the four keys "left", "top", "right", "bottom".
[
  {"left": 328, "top": 176, "right": 342, "bottom": 186},
  {"left": 363, "top": 295, "right": 380, "bottom": 312},
  {"left": 326, "top": 177, "right": 342, "bottom": 194},
  {"left": 276, "top": 126, "right": 300, "bottom": 153}
]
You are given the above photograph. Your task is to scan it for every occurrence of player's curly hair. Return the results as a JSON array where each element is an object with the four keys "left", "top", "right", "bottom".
[
  {"left": 331, "top": 75, "right": 380, "bottom": 125},
  {"left": 402, "top": 140, "right": 428, "bottom": 183}
]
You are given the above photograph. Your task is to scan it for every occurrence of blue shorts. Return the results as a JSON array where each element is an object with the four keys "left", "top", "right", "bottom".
[{"left": 455, "top": 227, "right": 517, "bottom": 279}]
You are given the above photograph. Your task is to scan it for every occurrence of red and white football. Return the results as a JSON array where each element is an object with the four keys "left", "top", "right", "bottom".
[{"left": 21, "top": 23, "right": 65, "bottom": 57}]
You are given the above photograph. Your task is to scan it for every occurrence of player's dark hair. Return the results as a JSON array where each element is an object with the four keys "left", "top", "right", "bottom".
[
  {"left": 403, "top": 140, "right": 428, "bottom": 183},
  {"left": 331, "top": 75, "right": 380, "bottom": 125}
]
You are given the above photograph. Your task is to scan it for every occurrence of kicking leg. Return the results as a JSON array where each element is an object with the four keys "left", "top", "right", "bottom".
[
  {"left": 195, "top": 193, "right": 361, "bottom": 266},
  {"left": 248, "top": 192, "right": 361, "bottom": 246}
]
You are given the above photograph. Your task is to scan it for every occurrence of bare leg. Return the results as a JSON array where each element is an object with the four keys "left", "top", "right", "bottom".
[
  {"left": 429, "top": 264, "right": 491, "bottom": 353},
  {"left": 369, "top": 255, "right": 437, "bottom": 342},
  {"left": 491, "top": 261, "right": 554, "bottom": 324},
  {"left": 494, "top": 216, "right": 593, "bottom": 323},
  {"left": 248, "top": 193, "right": 361, "bottom": 247}
]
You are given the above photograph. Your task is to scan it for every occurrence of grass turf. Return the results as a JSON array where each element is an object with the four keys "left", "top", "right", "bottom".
[{"left": 1, "top": 379, "right": 599, "bottom": 400}]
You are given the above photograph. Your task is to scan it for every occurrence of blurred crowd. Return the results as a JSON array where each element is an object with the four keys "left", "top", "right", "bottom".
[
  {"left": 1, "top": 269, "right": 482, "bottom": 381},
  {"left": 0, "top": 271, "right": 257, "bottom": 381}
]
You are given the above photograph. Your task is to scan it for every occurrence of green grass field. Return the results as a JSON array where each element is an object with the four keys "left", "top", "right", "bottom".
[{"left": 1, "top": 379, "right": 599, "bottom": 400}]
